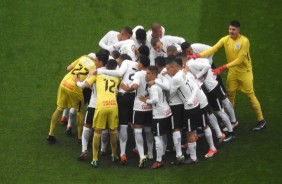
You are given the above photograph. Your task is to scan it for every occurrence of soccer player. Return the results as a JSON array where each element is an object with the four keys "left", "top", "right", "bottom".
[
  {"left": 132, "top": 25, "right": 148, "bottom": 47},
  {"left": 139, "top": 66, "right": 172, "bottom": 169},
  {"left": 189, "top": 21, "right": 266, "bottom": 131},
  {"left": 122, "top": 55, "right": 154, "bottom": 168},
  {"left": 166, "top": 58, "right": 201, "bottom": 164},
  {"left": 95, "top": 54, "right": 137, "bottom": 165},
  {"left": 111, "top": 39, "right": 137, "bottom": 61},
  {"left": 46, "top": 53, "right": 96, "bottom": 143},
  {"left": 99, "top": 26, "right": 133, "bottom": 52}
]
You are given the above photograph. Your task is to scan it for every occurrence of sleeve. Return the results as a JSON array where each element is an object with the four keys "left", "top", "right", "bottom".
[
  {"left": 97, "top": 61, "right": 128, "bottom": 77},
  {"left": 113, "top": 40, "right": 125, "bottom": 51},
  {"left": 70, "top": 57, "right": 81, "bottom": 68},
  {"left": 99, "top": 31, "right": 114, "bottom": 52},
  {"left": 86, "top": 75, "right": 97, "bottom": 86},
  {"left": 226, "top": 38, "right": 249, "bottom": 68},
  {"left": 146, "top": 86, "right": 159, "bottom": 104},
  {"left": 155, "top": 75, "right": 170, "bottom": 91},
  {"left": 188, "top": 79, "right": 199, "bottom": 103},
  {"left": 188, "top": 59, "right": 211, "bottom": 79},
  {"left": 132, "top": 72, "right": 141, "bottom": 85},
  {"left": 170, "top": 77, "right": 181, "bottom": 97},
  {"left": 200, "top": 37, "right": 225, "bottom": 58},
  {"left": 166, "top": 35, "right": 185, "bottom": 45}
]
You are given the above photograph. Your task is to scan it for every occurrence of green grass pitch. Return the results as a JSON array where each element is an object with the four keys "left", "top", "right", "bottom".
[{"left": 0, "top": 0, "right": 281, "bottom": 183}]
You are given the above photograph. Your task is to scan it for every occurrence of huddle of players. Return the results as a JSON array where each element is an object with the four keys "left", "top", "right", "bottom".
[{"left": 48, "top": 23, "right": 238, "bottom": 169}]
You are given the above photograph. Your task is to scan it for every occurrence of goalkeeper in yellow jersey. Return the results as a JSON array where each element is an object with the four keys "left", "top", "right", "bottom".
[
  {"left": 47, "top": 53, "right": 96, "bottom": 143},
  {"left": 188, "top": 21, "right": 266, "bottom": 131}
]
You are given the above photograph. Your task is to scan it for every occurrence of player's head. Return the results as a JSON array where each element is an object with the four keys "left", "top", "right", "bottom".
[
  {"left": 176, "top": 52, "right": 188, "bottom": 66},
  {"left": 151, "top": 37, "right": 163, "bottom": 52},
  {"left": 167, "top": 45, "right": 178, "bottom": 56},
  {"left": 120, "top": 26, "right": 133, "bottom": 41},
  {"left": 165, "top": 56, "right": 182, "bottom": 77},
  {"left": 181, "top": 41, "right": 192, "bottom": 55},
  {"left": 151, "top": 23, "right": 163, "bottom": 38},
  {"left": 154, "top": 56, "right": 166, "bottom": 73},
  {"left": 116, "top": 54, "right": 132, "bottom": 66},
  {"left": 95, "top": 52, "right": 109, "bottom": 68},
  {"left": 137, "top": 45, "right": 150, "bottom": 57},
  {"left": 111, "top": 50, "right": 121, "bottom": 60},
  {"left": 146, "top": 65, "right": 158, "bottom": 82},
  {"left": 136, "top": 28, "right": 147, "bottom": 45},
  {"left": 229, "top": 20, "right": 240, "bottom": 40},
  {"left": 106, "top": 59, "right": 118, "bottom": 70},
  {"left": 137, "top": 55, "right": 150, "bottom": 71}
]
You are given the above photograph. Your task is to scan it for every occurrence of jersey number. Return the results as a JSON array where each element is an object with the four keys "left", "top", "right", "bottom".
[
  {"left": 71, "top": 64, "right": 89, "bottom": 75},
  {"left": 104, "top": 79, "right": 116, "bottom": 93}
]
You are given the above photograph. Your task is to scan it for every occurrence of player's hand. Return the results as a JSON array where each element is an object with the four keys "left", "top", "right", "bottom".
[
  {"left": 187, "top": 53, "right": 200, "bottom": 59},
  {"left": 120, "top": 83, "right": 130, "bottom": 92},
  {"left": 139, "top": 95, "right": 148, "bottom": 103},
  {"left": 148, "top": 80, "right": 155, "bottom": 87},
  {"left": 212, "top": 65, "right": 227, "bottom": 75},
  {"left": 187, "top": 98, "right": 194, "bottom": 106}
]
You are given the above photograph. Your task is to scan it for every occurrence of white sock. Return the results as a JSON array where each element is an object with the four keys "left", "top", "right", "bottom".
[
  {"left": 68, "top": 108, "right": 76, "bottom": 127},
  {"left": 101, "top": 129, "right": 109, "bottom": 152},
  {"left": 62, "top": 108, "right": 69, "bottom": 118},
  {"left": 82, "top": 126, "right": 91, "bottom": 152},
  {"left": 222, "top": 98, "right": 237, "bottom": 123},
  {"left": 154, "top": 136, "right": 163, "bottom": 162},
  {"left": 216, "top": 110, "right": 233, "bottom": 133},
  {"left": 172, "top": 131, "right": 182, "bottom": 158},
  {"left": 204, "top": 127, "right": 215, "bottom": 150},
  {"left": 119, "top": 125, "right": 128, "bottom": 156},
  {"left": 208, "top": 113, "right": 222, "bottom": 138},
  {"left": 188, "top": 142, "right": 197, "bottom": 160},
  {"left": 134, "top": 128, "right": 144, "bottom": 158},
  {"left": 144, "top": 126, "right": 153, "bottom": 156},
  {"left": 162, "top": 134, "right": 167, "bottom": 156}
]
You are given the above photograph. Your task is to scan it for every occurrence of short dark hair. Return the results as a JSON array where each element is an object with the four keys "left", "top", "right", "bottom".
[
  {"left": 119, "top": 53, "right": 132, "bottom": 61},
  {"left": 180, "top": 41, "right": 191, "bottom": 52},
  {"left": 147, "top": 65, "right": 158, "bottom": 75},
  {"left": 165, "top": 55, "right": 176, "bottom": 65},
  {"left": 167, "top": 45, "right": 177, "bottom": 54},
  {"left": 96, "top": 52, "right": 109, "bottom": 66},
  {"left": 136, "top": 29, "right": 146, "bottom": 41},
  {"left": 166, "top": 56, "right": 182, "bottom": 67},
  {"left": 111, "top": 50, "right": 120, "bottom": 60},
  {"left": 155, "top": 56, "right": 166, "bottom": 68},
  {"left": 106, "top": 59, "right": 118, "bottom": 70},
  {"left": 138, "top": 55, "right": 150, "bottom": 68},
  {"left": 97, "top": 49, "right": 110, "bottom": 56},
  {"left": 175, "top": 52, "right": 186, "bottom": 58},
  {"left": 230, "top": 20, "right": 240, "bottom": 28},
  {"left": 122, "top": 26, "right": 133, "bottom": 36},
  {"left": 151, "top": 37, "right": 160, "bottom": 47},
  {"left": 138, "top": 45, "right": 150, "bottom": 57}
]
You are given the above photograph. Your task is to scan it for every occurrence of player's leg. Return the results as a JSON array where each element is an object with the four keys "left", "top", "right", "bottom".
[
  {"left": 100, "top": 129, "right": 109, "bottom": 155},
  {"left": 207, "top": 110, "right": 226, "bottom": 145},
  {"left": 75, "top": 104, "right": 84, "bottom": 143},
  {"left": 226, "top": 72, "right": 240, "bottom": 106},
  {"left": 61, "top": 108, "right": 69, "bottom": 124},
  {"left": 144, "top": 111, "right": 154, "bottom": 160},
  {"left": 66, "top": 107, "right": 76, "bottom": 135},
  {"left": 108, "top": 107, "right": 119, "bottom": 162},
  {"left": 92, "top": 129, "right": 102, "bottom": 167},
  {"left": 47, "top": 107, "right": 64, "bottom": 143}
]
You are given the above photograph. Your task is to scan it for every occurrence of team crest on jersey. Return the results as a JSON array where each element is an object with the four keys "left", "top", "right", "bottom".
[{"left": 235, "top": 43, "right": 241, "bottom": 50}]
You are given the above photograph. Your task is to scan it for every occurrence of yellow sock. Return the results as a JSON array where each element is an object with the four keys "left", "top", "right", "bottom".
[
  {"left": 49, "top": 108, "right": 63, "bottom": 136},
  {"left": 92, "top": 132, "right": 101, "bottom": 161},
  {"left": 246, "top": 92, "right": 264, "bottom": 121},
  {"left": 109, "top": 129, "right": 118, "bottom": 157},
  {"left": 76, "top": 111, "right": 84, "bottom": 140}
]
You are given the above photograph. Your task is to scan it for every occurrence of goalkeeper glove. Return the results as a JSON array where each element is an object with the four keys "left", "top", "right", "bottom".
[
  {"left": 212, "top": 65, "right": 227, "bottom": 75},
  {"left": 187, "top": 53, "right": 200, "bottom": 59}
]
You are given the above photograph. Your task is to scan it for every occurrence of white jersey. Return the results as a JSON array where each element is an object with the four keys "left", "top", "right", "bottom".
[
  {"left": 191, "top": 43, "right": 213, "bottom": 65},
  {"left": 97, "top": 59, "right": 138, "bottom": 93},
  {"left": 88, "top": 83, "right": 97, "bottom": 108},
  {"left": 187, "top": 58, "right": 211, "bottom": 82},
  {"left": 150, "top": 35, "right": 185, "bottom": 65},
  {"left": 132, "top": 70, "right": 152, "bottom": 111},
  {"left": 146, "top": 26, "right": 166, "bottom": 48},
  {"left": 99, "top": 31, "right": 119, "bottom": 52},
  {"left": 146, "top": 84, "right": 172, "bottom": 119},
  {"left": 204, "top": 69, "right": 218, "bottom": 92},
  {"left": 186, "top": 72, "right": 208, "bottom": 108},
  {"left": 113, "top": 40, "right": 137, "bottom": 62},
  {"left": 170, "top": 70, "right": 199, "bottom": 110},
  {"left": 156, "top": 68, "right": 183, "bottom": 105}
]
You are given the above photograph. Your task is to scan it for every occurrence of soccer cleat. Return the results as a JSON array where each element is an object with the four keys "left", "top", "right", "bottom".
[
  {"left": 223, "top": 121, "right": 239, "bottom": 132},
  {"left": 61, "top": 116, "right": 68, "bottom": 123},
  {"left": 216, "top": 133, "right": 226, "bottom": 146},
  {"left": 146, "top": 153, "right": 154, "bottom": 160},
  {"left": 120, "top": 154, "right": 127, "bottom": 165},
  {"left": 139, "top": 156, "right": 147, "bottom": 168},
  {"left": 151, "top": 161, "right": 164, "bottom": 169},
  {"left": 252, "top": 120, "right": 266, "bottom": 131},
  {"left": 132, "top": 147, "right": 139, "bottom": 155},
  {"left": 91, "top": 160, "right": 99, "bottom": 168},
  {"left": 171, "top": 155, "right": 185, "bottom": 165},
  {"left": 66, "top": 126, "right": 72, "bottom": 135},
  {"left": 111, "top": 155, "right": 119, "bottom": 163},
  {"left": 224, "top": 132, "right": 234, "bottom": 142},
  {"left": 77, "top": 151, "right": 88, "bottom": 161},
  {"left": 46, "top": 135, "right": 56, "bottom": 143},
  {"left": 205, "top": 148, "right": 217, "bottom": 158},
  {"left": 184, "top": 158, "right": 198, "bottom": 164},
  {"left": 100, "top": 150, "right": 106, "bottom": 156}
]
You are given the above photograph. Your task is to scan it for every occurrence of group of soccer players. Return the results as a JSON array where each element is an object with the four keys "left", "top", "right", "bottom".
[{"left": 47, "top": 21, "right": 266, "bottom": 169}]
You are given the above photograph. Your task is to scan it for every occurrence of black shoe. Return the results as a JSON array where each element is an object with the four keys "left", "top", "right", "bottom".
[
  {"left": 77, "top": 151, "right": 88, "bottom": 161},
  {"left": 223, "top": 132, "right": 234, "bottom": 142},
  {"left": 46, "top": 135, "right": 56, "bottom": 143},
  {"left": 77, "top": 139, "right": 82, "bottom": 144},
  {"left": 66, "top": 126, "right": 72, "bottom": 135},
  {"left": 253, "top": 120, "right": 266, "bottom": 131},
  {"left": 184, "top": 158, "right": 198, "bottom": 164}
]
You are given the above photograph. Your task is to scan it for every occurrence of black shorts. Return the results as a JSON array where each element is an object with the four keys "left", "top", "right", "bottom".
[
  {"left": 83, "top": 88, "right": 92, "bottom": 105},
  {"left": 207, "top": 84, "right": 224, "bottom": 111},
  {"left": 152, "top": 116, "right": 171, "bottom": 136},
  {"left": 199, "top": 105, "right": 209, "bottom": 128},
  {"left": 84, "top": 107, "right": 95, "bottom": 126},
  {"left": 183, "top": 105, "right": 201, "bottom": 132},
  {"left": 133, "top": 110, "right": 152, "bottom": 126},
  {"left": 117, "top": 92, "right": 135, "bottom": 125},
  {"left": 170, "top": 104, "right": 184, "bottom": 130}
]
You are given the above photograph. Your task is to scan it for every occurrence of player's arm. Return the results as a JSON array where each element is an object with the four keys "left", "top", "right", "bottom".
[
  {"left": 166, "top": 35, "right": 185, "bottom": 45},
  {"left": 226, "top": 39, "right": 249, "bottom": 68},
  {"left": 154, "top": 75, "right": 170, "bottom": 91},
  {"left": 188, "top": 80, "right": 199, "bottom": 106},
  {"left": 199, "top": 37, "right": 225, "bottom": 58},
  {"left": 170, "top": 77, "right": 181, "bottom": 97},
  {"left": 139, "top": 86, "right": 159, "bottom": 104},
  {"left": 97, "top": 61, "right": 128, "bottom": 77},
  {"left": 99, "top": 31, "right": 114, "bottom": 52},
  {"left": 189, "top": 59, "right": 211, "bottom": 79},
  {"left": 76, "top": 75, "right": 95, "bottom": 88},
  {"left": 67, "top": 57, "right": 80, "bottom": 71}
]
